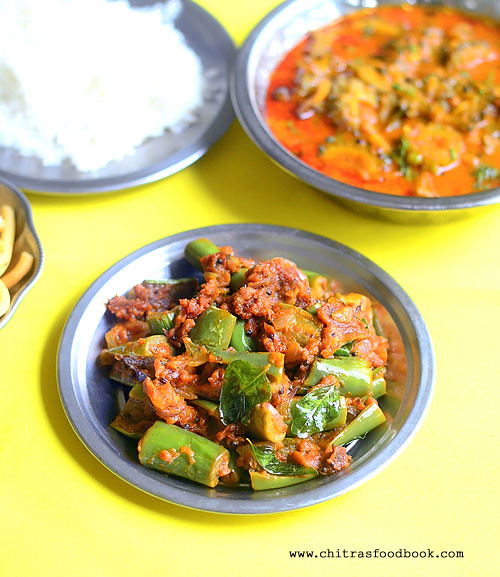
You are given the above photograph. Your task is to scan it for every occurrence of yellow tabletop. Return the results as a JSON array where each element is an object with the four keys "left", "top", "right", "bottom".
[{"left": 1, "top": 2, "right": 499, "bottom": 576}]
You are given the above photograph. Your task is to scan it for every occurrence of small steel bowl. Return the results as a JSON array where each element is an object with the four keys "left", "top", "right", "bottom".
[
  {"left": 57, "top": 224, "right": 434, "bottom": 514},
  {"left": 231, "top": 0, "right": 500, "bottom": 223},
  {"left": 0, "top": 177, "right": 44, "bottom": 329}
]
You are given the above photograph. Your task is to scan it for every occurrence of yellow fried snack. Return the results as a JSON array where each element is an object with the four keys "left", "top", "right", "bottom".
[
  {"left": 0, "top": 205, "right": 15, "bottom": 276},
  {"left": 0, "top": 279, "right": 10, "bottom": 316},
  {"left": 2, "top": 251, "right": 34, "bottom": 289}
]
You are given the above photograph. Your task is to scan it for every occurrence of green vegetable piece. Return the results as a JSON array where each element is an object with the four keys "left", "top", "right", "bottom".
[
  {"left": 99, "top": 335, "right": 170, "bottom": 364},
  {"left": 289, "top": 385, "right": 341, "bottom": 438},
  {"left": 306, "top": 302, "right": 321, "bottom": 316},
  {"left": 190, "top": 399, "right": 220, "bottom": 419},
  {"left": 110, "top": 383, "right": 156, "bottom": 439},
  {"left": 184, "top": 239, "right": 219, "bottom": 270},
  {"left": 371, "top": 369, "right": 387, "bottom": 399},
  {"left": 372, "top": 311, "right": 384, "bottom": 337},
  {"left": 301, "top": 269, "right": 321, "bottom": 283},
  {"left": 220, "top": 450, "right": 247, "bottom": 485},
  {"left": 230, "top": 318, "right": 258, "bottom": 352},
  {"left": 278, "top": 303, "right": 322, "bottom": 346},
  {"left": 219, "top": 360, "right": 271, "bottom": 425},
  {"left": 301, "top": 269, "right": 326, "bottom": 298},
  {"left": 137, "top": 278, "right": 198, "bottom": 303},
  {"left": 109, "top": 362, "right": 139, "bottom": 387},
  {"left": 249, "top": 442, "right": 316, "bottom": 476},
  {"left": 189, "top": 305, "right": 236, "bottom": 350},
  {"left": 246, "top": 402, "right": 287, "bottom": 443},
  {"left": 329, "top": 404, "right": 386, "bottom": 447},
  {"left": 325, "top": 396, "right": 347, "bottom": 429},
  {"left": 305, "top": 357, "right": 372, "bottom": 397},
  {"left": 230, "top": 268, "right": 248, "bottom": 292},
  {"left": 147, "top": 307, "right": 178, "bottom": 335},
  {"left": 210, "top": 349, "right": 284, "bottom": 384},
  {"left": 250, "top": 470, "right": 317, "bottom": 491},
  {"left": 334, "top": 341, "right": 353, "bottom": 357},
  {"left": 138, "top": 422, "right": 230, "bottom": 488}
]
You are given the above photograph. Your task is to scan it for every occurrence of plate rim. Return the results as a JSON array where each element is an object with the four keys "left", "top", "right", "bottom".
[{"left": 57, "top": 223, "right": 435, "bottom": 514}]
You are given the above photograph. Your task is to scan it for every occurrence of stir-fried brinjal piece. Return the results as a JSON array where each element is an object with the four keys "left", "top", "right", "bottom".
[
  {"left": 103, "top": 239, "right": 389, "bottom": 490},
  {"left": 110, "top": 382, "right": 157, "bottom": 439},
  {"left": 317, "top": 297, "right": 372, "bottom": 357},
  {"left": 109, "top": 355, "right": 155, "bottom": 387},
  {"left": 106, "top": 278, "right": 198, "bottom": 321},
  {"left": 105, "top": 320, "right": 150, "bottom": 348},
  {"left": 99, "top": 335, "right": 172, "bottom": 365},
  {"left": 246, "top": 402, "right": 287, "bottom": 443}
]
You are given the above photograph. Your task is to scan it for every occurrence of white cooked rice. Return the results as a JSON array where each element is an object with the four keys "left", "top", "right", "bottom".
[{"left": 0, "top": 0, "right": 204, "bottom": 171}]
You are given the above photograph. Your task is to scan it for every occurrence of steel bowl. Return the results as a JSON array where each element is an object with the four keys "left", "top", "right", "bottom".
[
  {"left": 57, "top": 224, "right": 434, "bottom": 514},
  {"left": 0, "top": 177, "right": 44, "bottom": 329},
  {"left": 231, "top": 0, "right": 500, "bottom": 223}
]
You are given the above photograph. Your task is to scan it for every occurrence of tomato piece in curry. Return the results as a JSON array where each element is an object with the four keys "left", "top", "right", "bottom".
[{"left": 265, "top": 5, "right": 500, "bottom": 197}]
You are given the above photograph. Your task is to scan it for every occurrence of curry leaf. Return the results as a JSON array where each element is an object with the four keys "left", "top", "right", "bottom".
[
  {"left": 249, "top": 442, "right": 316, "bottom": 476},
  {"left": 219, "top": 359, "right": 271, "bottom": 425},
  {"left": 290, "top": 385, "right": 341, "bottom": 438}
]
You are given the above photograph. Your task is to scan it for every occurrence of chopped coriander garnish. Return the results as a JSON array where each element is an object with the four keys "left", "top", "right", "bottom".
[
  {"left": 449, "top": 148, "right": 456, "bottom": 161},
  {"left": 472, "top": 165, "right": 500, "bottom": 189},
  {"left": 392, "top": 83, "right": 415, "bottom": 96},
  {"left": 392, "top": 138, "right": 415, "bottom": 181}
]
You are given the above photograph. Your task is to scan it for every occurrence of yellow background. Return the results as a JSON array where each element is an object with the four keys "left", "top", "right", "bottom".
[{"left": 1, "top": 2, "right": 499, "bottom": 576}]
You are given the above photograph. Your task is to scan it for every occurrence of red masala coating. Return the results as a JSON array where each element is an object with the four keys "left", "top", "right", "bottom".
[
  {"left": 106, "top": 295, "right": 152, "bottom": 321},
  {"left": 346, "top": 396, "right": 368, "bottom": 417},
  {"left": 105, "top": 320, "right": 150, "bottom": 347},
  {"left": 106, "top": 280, "right": 198, "bottom": 321},
  {"left": 158, "top": 448, "right": 178, "bottom": 463},
  {"left": 191, "top": 366, "right": 225, "bottom": 401},
  {"left": 169, "top": 278, "right": 223, "bottom": 347},
  {"left": 132, "top": 281, "right": 197, "bottom": 312},
  {"left": 289, "top": 439, "right": 322, "bottom": 469},
  {"left": 324, "top": 445, "right": 352, "bottom": 473},
  {"left": 200, "top": 247, "right": 254, "bottom": 287},
  {"left": 143, "top": 376, "right": 207, "bottom": 435},
  {"left": 351, "top": 335, "right": 389, "bottom": 367},
  {"left": 318, "top": 297, "right": 371, "bottom": 357},
  {"left": 232, "top": 258, "right": 311, "bottom": 319},
  {"left": 215, "top": 423, "right": 246, "bottom": 449}
]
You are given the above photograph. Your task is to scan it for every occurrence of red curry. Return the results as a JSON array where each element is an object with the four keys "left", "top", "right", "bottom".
[{"left": 266, "top": 5, "right": 500, "bottom": 197}]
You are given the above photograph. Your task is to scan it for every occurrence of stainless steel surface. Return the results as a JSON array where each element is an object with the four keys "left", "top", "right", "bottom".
[
  {"left": 0, "top": 178, "right": 44, "bottom": 329},
  {"left": 0, "top": 0, "right": 235, "bottom": 195},
  {"left": 231, "top": 0, "right": 500, "bottom": 223},
  {"left": 57, "top": 224, "right": 434, "bottom": 514}
]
